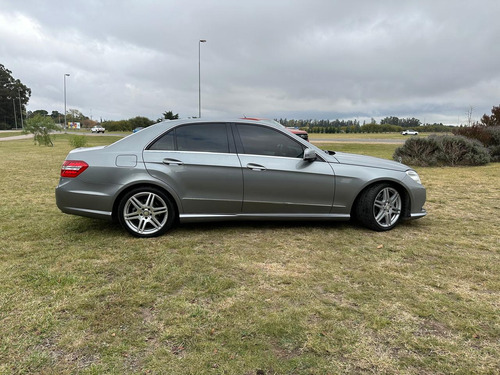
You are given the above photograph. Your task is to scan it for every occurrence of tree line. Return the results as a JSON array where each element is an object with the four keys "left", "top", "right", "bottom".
[{"left": 277, "top": 117, "right": 452, "bottom": 133}]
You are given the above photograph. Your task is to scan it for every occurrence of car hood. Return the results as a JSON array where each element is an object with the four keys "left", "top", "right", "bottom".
[{"left": 330, "top": 151, "right": 408, "bottom": 171}]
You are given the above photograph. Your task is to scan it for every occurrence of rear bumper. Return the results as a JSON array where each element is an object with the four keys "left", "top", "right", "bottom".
[{"left": 410, "top": 208, "right": 427, "bottom": 219}]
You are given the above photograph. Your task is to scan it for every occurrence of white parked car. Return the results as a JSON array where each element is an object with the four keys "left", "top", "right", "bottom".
[
  {"left": 401, "top": 129, "right": 418, "bottom": 135},
  {"left": 91, "top": 125, "right": 105, "bottom": 133}
]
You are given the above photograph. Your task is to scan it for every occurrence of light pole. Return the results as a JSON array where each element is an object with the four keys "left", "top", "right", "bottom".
[
  {"left": 64, "top": 73, "right": 70, "bottom": 128},
  {"left": 198, "top": 39, "right": 206, "bottom": 118},
  {"left": 12, "top": 98, "right": 18, "bottom": 129},
  {"left": 18, "top": 88, "right": 24, "bottom": 129}
]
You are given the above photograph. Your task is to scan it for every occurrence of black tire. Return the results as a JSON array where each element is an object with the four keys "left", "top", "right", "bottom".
[
  {"left": 117, "top": 186, "right": 176, "bottom": 237},
  {"left": 354, "top": 183, "right": 402, "bottom": 231}
]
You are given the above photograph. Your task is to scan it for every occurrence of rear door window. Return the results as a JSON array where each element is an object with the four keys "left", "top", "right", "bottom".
[{"left": 149, "top": 123, "right": 229, "bottom": 153}]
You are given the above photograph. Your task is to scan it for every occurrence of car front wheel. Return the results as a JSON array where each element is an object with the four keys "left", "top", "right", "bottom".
[
  {"left": 118, "top": 187, "right": 175, "bottom": 237},
  {"left": 355, "top": 183, "right": 402, "bottom": 231}
]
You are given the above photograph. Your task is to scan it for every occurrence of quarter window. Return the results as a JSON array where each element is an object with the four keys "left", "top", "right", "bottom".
[{"left": 237, "top": 124, "right": 304, "bottom": 158}]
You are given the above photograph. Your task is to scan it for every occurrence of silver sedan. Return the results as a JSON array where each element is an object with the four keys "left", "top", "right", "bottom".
[{"left": 56, "top": 118, "right": 426, "bottom": 237}]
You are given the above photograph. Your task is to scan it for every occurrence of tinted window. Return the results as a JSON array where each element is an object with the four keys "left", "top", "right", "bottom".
[
  {"left": 149, "top": 123, "right": 229, "bottom": 153},
  {"left": 237, "top": 124, "right": 304, "bottom": 158},
  {"left": 149, "top": 131, "right": 174, "bottom": 150}
]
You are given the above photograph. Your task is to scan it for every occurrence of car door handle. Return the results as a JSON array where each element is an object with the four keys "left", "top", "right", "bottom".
[
  {"left": 246, "top": 163, "right": 266, "bottom": 171},
  {"left": 162, "top": 158, "right": 184, "bottom": 165}
]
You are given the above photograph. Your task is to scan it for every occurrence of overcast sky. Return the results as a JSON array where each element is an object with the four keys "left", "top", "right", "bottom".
[{"left": 1, "top": 0, "right": 499, "bottom": 124}]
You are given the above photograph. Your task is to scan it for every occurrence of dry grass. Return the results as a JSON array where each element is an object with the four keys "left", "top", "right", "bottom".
[{"left": 0, "top": 135, "right": 498, "bottom": 374}]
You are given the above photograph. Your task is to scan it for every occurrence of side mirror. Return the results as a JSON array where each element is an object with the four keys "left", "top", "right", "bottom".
[{"left": 303, "top": 148, "right": 317, "bottom": 161}]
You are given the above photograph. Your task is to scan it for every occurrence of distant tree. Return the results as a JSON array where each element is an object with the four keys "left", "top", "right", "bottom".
[
  {"left": 129, "top": 116, "right": 155, "bottom": 129},
  {"left": 0, "top": 64, "right": 31, "bottom": 128},
  {"left": 465, "top": 106, "right": 474, "bottom": 127},
  {"left": 24, "top": 114, "right": 59, "bottom": 146},
  {"left": 82, "top": 118, "right": 97, "bottom": 129},
  {"left": 380, "top": 116, "right": 399, "bottom": 126},
  {"left": 163, "top": 110, "right": 179, "bottom": 120},
  {"left": 480, "top": 104, "right": 500, "bottom": 127},
  {"left": 67, "top": 108, "right": 87, "bottom": 122},
  {"left": 50, "top": 110, "right": 63, "bottom": 123},
  {"left": 399, "top": 117, "right": 421, "bottom": 128},
  {"left": 32, "top": 109, "right": 49, "bottom": 117}
]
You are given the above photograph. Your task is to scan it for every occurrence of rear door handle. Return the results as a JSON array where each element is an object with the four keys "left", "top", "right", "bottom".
[
  {"left": 246, "top": 163, "right": 266, "bottom": 171},
  {"left": 163, "top": 158, "right": 184, "bottom": 165}
]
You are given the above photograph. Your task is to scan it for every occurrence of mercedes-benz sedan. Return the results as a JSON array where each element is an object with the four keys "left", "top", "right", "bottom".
[{"left": 56, "top": 118, "right": 426, "bottom": 237}]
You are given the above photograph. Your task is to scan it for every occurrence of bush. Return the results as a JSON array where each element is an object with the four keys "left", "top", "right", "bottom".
[
  {"left": 24, "top": 114, "right": 59, "bottom": 146},
  {"left": 393, "top": 135, "right": 490, "bottom": 166},
  {"left": 453, "top": 124, "right": 492, "bottom": 145},
  {"left": 69, "top": 135, "right": 88, "bottom": 148},
  {"left": 452, "top": 125, "right": 500, "bottom": 162},
  {"left": 485, "top": 126, "right": 500, "bottom": 162}
]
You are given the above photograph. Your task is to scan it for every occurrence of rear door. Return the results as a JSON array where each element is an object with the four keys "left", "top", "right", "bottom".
[
  {"left": 234, "top": 123, "right": 335, "bottom": 214},
  {"left": 143, "top": 122, "right": 243, "bottom": 215}
]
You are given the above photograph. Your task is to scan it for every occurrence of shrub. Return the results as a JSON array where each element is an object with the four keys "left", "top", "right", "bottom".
[
  {"left": 485, "top": 126, "right": 500, "bottom": 162},
  {"left": 24, "top": 114, "right": 59, "bottom": 146},
  {"left": 393, "top": 135, "right": 490, "bottom": 166},
  {"left": 453, "top": 124, "right": 493, "bottom": 146},
  {"left": 393, "top": 137, "right": 440, "bottom": 166},
  {"left": 69, "top": 135, "right": 88, "bottom": 148},
  {"left": 452, "top": 125, "right": 500, "bottom": 162}
]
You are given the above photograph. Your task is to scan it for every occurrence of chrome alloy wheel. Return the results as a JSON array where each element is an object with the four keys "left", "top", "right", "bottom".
[
  {"left": 373, "top": 187, "right": 402, "bottom": 228},
  {"left": 123, "top": 191, "right": 169, "bottom": 235}
]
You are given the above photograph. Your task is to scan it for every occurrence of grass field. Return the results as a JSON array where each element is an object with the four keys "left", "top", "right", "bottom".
[
  {"left": 0, "top": 135, "right": 499, "bottom": 374},
  {"left": 308, "top": 132, "right": 444, "bottom": 141},
  {"left": 0, "top": 131, "right": 23, "bottom": 138}
]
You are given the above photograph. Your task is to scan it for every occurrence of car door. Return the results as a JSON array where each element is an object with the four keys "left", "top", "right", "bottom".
[
  {"left": 143, "top": 122, "right": 243, "bottom": 215},
  {"left": 234, "top": 123, "right": 335, "bottom": 214}
]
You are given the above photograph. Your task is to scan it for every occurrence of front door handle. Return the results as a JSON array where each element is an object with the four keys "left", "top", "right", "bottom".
[
  {"left": 163, "top": 158, "right": 184, "bottom": 166},
  {"left": 246, "top": 163, "right": 266, "bottom": 171}
]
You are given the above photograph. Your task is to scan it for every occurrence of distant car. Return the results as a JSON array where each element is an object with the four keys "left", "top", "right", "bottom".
[
  {"left": 91, "top": 125, "right": 105, "bottom": 133},
  {"left": 56, "top": 118, "right": 426, "bottom": 237},
  {"left": 287, "top": 127, "right": 309, "bottom": 141},
  {"left": 133, "top": 127, "right": 144, "bottom": 133},
  {"left": 401, "top": 130, "right": 418, "bottom": 135}
]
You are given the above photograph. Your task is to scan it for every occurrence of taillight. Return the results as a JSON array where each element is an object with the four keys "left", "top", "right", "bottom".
[{"left": 61, "top": 160, "right": 89, "bottom": 178}]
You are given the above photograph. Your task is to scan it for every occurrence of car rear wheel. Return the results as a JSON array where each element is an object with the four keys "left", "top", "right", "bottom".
[
  {"left": 118, "top": 187, "right": 175, "bottom": 237},
  {"left": 355, "top": 183, "right": 402, "bottom": 231}
]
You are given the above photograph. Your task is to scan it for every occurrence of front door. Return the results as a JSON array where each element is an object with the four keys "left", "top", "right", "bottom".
[{"left": 235, "top": 123, "right": 335, "bottom": 214}]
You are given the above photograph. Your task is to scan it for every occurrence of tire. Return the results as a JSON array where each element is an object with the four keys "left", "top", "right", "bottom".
[
  {"left": 118, "top": 187, "right": 175, "bottom": 237},
  {"left": 355, "top": 183, "right": 402, "bottom": 231}
]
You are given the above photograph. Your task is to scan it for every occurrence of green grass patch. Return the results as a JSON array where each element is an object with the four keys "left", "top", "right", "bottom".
[
  {"left": 312, "top": 142, "right": 399, "bottom": 159},
  {"left": 0, "top": 131, "right": 23, "bottom": 138},
  {"left": 0, "top": 136, "right": 499, "bottom": 374}
]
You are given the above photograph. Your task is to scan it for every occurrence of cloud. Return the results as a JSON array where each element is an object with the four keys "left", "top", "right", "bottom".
[{"left": 1, "top": 0, "right": 499, "bottom": 124}]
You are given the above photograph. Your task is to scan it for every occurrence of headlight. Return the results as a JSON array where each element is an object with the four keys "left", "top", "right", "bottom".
[{"left": 406, "top": 170, "right": 422, "bottom": 185}]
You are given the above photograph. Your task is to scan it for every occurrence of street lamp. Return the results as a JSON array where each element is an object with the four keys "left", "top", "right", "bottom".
[
  {"left": 198, "top": 39, "right": 206, "bottom": 118},
  {"left": 18, "top": 88, "right": 24, "bottom": 129},
  {"left": 12, "top": 98, "right": 18, "bottom": 129},
  {"left": 64, "top": 73, "right": 70, "bottom": 128}
]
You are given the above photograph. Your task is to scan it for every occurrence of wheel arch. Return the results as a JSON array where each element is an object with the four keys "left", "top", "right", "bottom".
[
  {"left": 350, "top": 179, "right": 411, "bottom": 220},
  {"left": 111, "top": 182, "right": 180, "bottom": 222}
]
